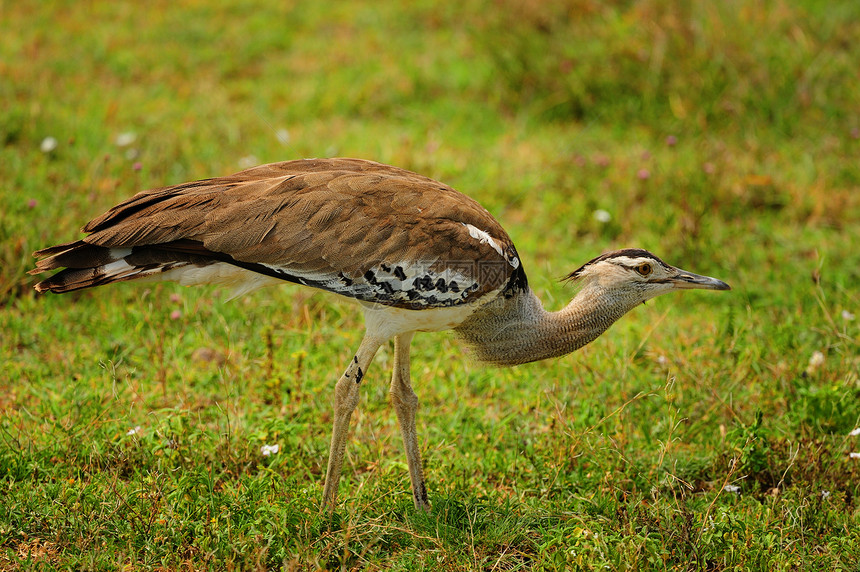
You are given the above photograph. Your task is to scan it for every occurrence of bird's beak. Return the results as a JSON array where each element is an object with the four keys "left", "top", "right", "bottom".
[{"left": 670, "top": 268, "right": 731, "bottom": 291}]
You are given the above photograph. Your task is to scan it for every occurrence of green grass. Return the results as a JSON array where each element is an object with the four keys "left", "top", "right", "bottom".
[{"left": 2, "top": 0, "right": 859, "bottom": 569}]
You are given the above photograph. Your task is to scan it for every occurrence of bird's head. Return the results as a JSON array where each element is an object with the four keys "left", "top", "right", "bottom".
[{"left": 565, "top": 248, "right": 730, "bottom": 304}]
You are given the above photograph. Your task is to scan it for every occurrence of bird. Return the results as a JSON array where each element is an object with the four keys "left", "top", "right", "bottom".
[{"left": 30, "top": 157, "right": 730, "bottom": 511}]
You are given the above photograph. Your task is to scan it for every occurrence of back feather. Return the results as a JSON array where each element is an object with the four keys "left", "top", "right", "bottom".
[{"left": 31, "top": 158, "right": 527, "bottom": 306}]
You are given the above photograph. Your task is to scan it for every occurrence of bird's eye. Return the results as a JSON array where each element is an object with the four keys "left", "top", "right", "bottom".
[{"left": 636, "top": 263, "right": 652, "bottom": 276}]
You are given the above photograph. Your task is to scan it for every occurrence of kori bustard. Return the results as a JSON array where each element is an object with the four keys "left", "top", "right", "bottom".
[{"left": 31, "top": 157, "right": 730, "bottom": 510}]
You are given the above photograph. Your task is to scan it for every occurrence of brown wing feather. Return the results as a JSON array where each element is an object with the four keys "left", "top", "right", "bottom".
[{"left": 34, "top": 158, "right": 525, "bottom": 305}]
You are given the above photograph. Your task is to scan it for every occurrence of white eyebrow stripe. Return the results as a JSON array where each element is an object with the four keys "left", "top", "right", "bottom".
[
  {"left": 607, "top": 256, "right": 670, "bottom": 271},
  {"left": 608, "top": 256, "right": 649, "bottom": 267}
]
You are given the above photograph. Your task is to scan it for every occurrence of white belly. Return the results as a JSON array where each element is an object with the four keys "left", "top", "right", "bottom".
[
  {"left": 155, "top": 260, "right": 501, "bottom": 339},
  {"left": 361, "top": 286, "right": 503, "bottom": 339}
]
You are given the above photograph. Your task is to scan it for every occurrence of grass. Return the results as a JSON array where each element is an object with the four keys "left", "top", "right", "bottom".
[{"left": 1, "top": 0, "right": 859, "bottom": 569}]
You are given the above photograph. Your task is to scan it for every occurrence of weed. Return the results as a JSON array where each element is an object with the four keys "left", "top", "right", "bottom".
[{"left": 2, "top": 0, "right": 859, "bottom": 569}]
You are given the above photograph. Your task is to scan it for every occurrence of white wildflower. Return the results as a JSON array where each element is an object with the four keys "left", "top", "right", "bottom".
[
  {"left": 238, "top": 155, "right": 258, "bottom": 169},
  {"left": 260, "top": 444, "right": 280, "bottom": 456},
  {"left": 849, "top": 452, "right": 860, "bottom": 459},
  {"left": 849, "top": 428, "right": 860, "bottom": 437},
  {"left": 842, "top": 310, "right": 855, "bottom": 321},
  {"left": 115, "top": 132, "right": 137, "bottom": 147},
  {"left": 809, "top": 351, "right": 825, "bottom": 367},
  {"left": 806, "top": 351, "right": 825, "bottom": 374},
  {"left": 820, "top": 490, "right": 830, "bottom": 498},
  {"left": 40, "top": 136, "right": 58, "bottom": 153},
  {"left": 593, "top": 209, "right": 612, "bottom": 223},
  {"left": 126, "top": 426, "right": 142, "bottom": 436},
  {"left": 276, "top": 129, "right": 290, "bottom": 145},
  {"left": 723, "top": 484, "right": 740, "bottom": 493}
]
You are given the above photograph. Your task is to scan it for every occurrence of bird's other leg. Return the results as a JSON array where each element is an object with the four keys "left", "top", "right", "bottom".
[
  {"left": 322, "top": 333, "right": 384, "bottom": 512},
  {"left": 389, "top": 332, "right": 430, "bottom": 511}
]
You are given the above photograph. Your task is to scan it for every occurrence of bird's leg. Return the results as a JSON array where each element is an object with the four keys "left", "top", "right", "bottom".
[
  {"left": 389, "top": 332, "right": 430, "bottom": 511},
  {"left": 322, "top": 333, "right": 384, "bottom": 512}
]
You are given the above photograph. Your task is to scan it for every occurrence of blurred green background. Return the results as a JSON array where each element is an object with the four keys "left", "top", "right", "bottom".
[{"left": 1, "top": 1, "right": 858, "bottom": 569}]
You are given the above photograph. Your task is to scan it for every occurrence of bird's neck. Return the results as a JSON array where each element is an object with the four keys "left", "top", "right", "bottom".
[{"left": 456, "top": 282, "right": 638, "bottom": 366}]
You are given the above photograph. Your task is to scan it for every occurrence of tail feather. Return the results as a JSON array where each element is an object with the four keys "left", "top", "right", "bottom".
[
  {"left": 30, "top": 239, "right": 283, "bottom": 296},
  {"left": 31, "top": 241, "right": 130, "bottom": 275},
  {"left": 32, "top": 240, "right": 87, "bottom": 260},
  {"left": 31, "top": 240, "right": 200, "bottom": 294},
  {"left": 32, "top": 261, "right": 170, "bottom": 293}
]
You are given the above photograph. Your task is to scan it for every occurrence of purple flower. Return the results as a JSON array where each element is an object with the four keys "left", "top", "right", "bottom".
[
  {"left": 637, "top": 169, "right": 651, "bottom": 180},
  {"left": 666, "top": 135, "right": 677, "bottom": 146}
]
